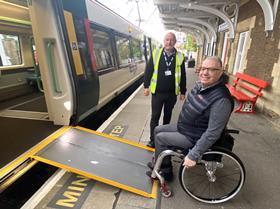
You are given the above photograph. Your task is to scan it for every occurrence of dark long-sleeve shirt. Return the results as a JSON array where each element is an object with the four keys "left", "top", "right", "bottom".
[
  {"left": 187, "top": 97, "right": 232, "bottom": 161},
  {"left": 143, "top": 49, "right": 186, "bottom": 95},
  {"left": 179, "top": 80, "right": 233, "bottom": 161}
]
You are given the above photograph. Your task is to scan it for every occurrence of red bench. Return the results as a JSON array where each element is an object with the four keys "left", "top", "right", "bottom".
[{"left": 226, "top": 72, "right": 269, "bottom": 113}]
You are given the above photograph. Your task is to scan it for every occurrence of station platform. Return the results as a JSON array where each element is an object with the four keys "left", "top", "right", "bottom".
[{"left": 22, "top": 68, "right": 280, "bottom": 209}]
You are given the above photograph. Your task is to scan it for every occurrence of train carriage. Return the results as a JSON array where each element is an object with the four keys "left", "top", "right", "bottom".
[
  {"left": 0, "top": 0, "right": 158, "bottom": 180},
  {"left": 0, "top": 0, "right": 156, "bottom": 125}
]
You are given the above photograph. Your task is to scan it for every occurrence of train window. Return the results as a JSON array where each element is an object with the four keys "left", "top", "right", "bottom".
[
  {"left": 90, "top": 29, "right": 114, "bottom": 70},
  {"left": 131, "top": 39, "right": 143, "bottom": 61},
  {"left": 115, "top": 35, "right": 130, "bottom": 66},
  {"left": 0, "top": 34, "right": 22, "bottom": 67}
]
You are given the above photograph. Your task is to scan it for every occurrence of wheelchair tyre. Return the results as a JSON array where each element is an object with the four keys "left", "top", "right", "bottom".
[{"left": 179, "top": 147, "right": 245, "bottom": 204}]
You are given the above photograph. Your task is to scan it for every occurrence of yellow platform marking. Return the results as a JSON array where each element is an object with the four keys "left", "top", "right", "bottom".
[{"left": 0, "top": 126, "right": 71, "bottom": 179}]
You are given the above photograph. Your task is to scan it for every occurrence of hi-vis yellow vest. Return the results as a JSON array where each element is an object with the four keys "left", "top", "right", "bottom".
[{"left": 150, "top": 48, "right": 183, "bottom": 95}]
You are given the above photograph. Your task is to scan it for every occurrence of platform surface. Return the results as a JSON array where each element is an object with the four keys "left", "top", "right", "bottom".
[{"left": 23, "top": 67, "right": 280, "bottom": 209}]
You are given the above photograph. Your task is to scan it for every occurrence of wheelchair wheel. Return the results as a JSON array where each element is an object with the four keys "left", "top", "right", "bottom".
[{"left": 179, "top": 147, "right": 245, "bottom": 204}]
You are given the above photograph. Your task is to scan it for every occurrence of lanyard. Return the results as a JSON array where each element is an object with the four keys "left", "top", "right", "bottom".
[{"left": 163, "top": 51, "right": 174, "bottom": 70}]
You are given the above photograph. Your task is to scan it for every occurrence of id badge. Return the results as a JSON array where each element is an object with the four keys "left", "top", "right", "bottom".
[{"left": 165, "top": 70, "right": 172, "bottom": 76}]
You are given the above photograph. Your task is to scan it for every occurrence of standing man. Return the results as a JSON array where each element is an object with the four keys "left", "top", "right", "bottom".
[
  {"left": 143, "top": 32, "right": 186, "bottom": 148},
  {"left": 147, "top": 56, "right": 234, "bottom": 181}
]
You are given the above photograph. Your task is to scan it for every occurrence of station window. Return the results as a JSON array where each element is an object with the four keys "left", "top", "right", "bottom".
[
  {"left": 0, "top": 34, "right": 22, "bottom": 67},
  {"left": 90, "top": 28, "right": 114, "bottom": 70},
  {"left": 131, "top": 38, "right": 142, "bottom": 61},
  {"left": 234, "top": 31, "right": 249, "bottom": 74},
  {"left": 115, "top": 35, "right": 130, "bottom": 66}
]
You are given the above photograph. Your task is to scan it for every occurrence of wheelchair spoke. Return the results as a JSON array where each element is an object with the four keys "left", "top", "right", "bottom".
[
  {"left": 185, "top": 177, "right": 209, "bottom": 188},
  {"left": 179, "top": 148, "right": 245, "bottom": 203}
]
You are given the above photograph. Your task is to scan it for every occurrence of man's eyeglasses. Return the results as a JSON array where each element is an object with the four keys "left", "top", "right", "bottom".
[{"left": 198, "top": 67, "right": 222, "bottom": 73}]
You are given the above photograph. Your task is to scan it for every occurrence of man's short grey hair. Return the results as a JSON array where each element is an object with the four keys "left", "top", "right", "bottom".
[{"left": 205, "top": 56, "right": 223, "bottom": 67}]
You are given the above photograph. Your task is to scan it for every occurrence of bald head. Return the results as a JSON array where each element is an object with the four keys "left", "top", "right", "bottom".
[
  {"left": 164, "top": 32, "right": 176, "bottom": 42},
  {"left": 204, "top": 56, "right": 223, "bottom": 69},
  {"left": 163, "top": 32, "right": 177, "bottom": 53}
]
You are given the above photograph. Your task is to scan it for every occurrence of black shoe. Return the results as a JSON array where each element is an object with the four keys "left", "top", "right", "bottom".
[
  {"left": 162, "top": 171, "right": 173, "bottom": 182},
  {"left": 146, "top": 141, "right": 155, "bottom": 148},
  {"left": 147, "top": 162, "right": 154, "bottom": 170}
]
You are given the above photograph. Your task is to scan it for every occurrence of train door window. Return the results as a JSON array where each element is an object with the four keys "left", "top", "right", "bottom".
[
  {"left": 0, "top": 34, "right": 22, "bottom": 66},
  {"left": 115, "top": 35, "right": 130, "bottom": 67},
  {"left": 131, "top": 38, "right": 142, "bottom": 61},
  {"left": 90, "top": 28, "right": 114, "bottom": 70}
]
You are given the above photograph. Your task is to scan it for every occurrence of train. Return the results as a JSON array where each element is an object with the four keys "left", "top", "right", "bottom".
[{"left": 0, "top": 0, "right": 159, "bottom": 126}]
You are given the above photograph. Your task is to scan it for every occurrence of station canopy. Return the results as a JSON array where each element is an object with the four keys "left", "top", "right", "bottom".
[
  {"left": 153, "top": 0, "right": 276, "bottom": 46},
  {"left": 153, "top": 0, "right": 239, "bottom": 46}
]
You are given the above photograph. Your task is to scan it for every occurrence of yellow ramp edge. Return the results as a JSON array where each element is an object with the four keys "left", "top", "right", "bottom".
[
  {"left": 0, "top": 126, "right": 71, "bottom": 179},
  {"left": 32, "top": 155, "right": 158, "bottom": 199},
  {"left": 30, "top": 126, "right": 157, "bottom": 198}
]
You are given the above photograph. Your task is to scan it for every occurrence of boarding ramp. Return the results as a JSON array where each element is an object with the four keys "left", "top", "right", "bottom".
[{"left": 31, "top": 126, "right": 157, "bottom": 198}]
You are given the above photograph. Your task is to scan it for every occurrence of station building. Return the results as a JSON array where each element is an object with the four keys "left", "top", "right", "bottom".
[{"left": 155, "top": 0, "right": 280, "bottom": 123}]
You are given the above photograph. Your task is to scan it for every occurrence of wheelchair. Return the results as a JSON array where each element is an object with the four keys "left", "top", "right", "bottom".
[{"left": 150, "top": 129, "right": 246, "bottom": 204}]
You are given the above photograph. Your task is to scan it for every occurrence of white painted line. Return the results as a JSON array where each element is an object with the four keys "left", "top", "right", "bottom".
[{"left": 20, "top": 85, "right": 142, "bottom": 209}]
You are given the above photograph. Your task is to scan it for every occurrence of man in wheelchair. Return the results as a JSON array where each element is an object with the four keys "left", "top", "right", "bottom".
[{"left": 147, "top": 56, "right": 234, "bottom": 181}]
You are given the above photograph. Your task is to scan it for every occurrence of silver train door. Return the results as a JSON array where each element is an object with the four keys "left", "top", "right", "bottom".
[
  {"left": 28, "top": 0, "right": 76, "bottom": 125},
  {"left": 29, "top": 0, "right": 100, "bottom": 125}
]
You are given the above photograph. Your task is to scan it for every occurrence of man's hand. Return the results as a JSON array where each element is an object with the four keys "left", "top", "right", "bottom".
[
  {"left": 179, "top": 94, "right": 185, "bottom": 101},
  {"left": 144, "top": 88, "right": 149, "bottom": 96},
  {"left": 183, "top": 156, "right": 196, "bottom": 168}
]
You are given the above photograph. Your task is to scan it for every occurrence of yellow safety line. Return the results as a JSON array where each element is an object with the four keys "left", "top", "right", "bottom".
[
  {"left": 75, "top": 126, "right": 155, "bottom": 152},
  {"left": 32, "top": 156, "right": 157, "bottom": 199},
  {"left": 151, "top": 179, "right": 158, "bottom": 199},
  {"left": 0, "top": 160, "right": 38, "bottom": 192},
  {"left": 0, "top": 126, "right": 70, "bottom": 178},
  {"left": 0, "top": 16, "right": 31, "bottom": 25}
]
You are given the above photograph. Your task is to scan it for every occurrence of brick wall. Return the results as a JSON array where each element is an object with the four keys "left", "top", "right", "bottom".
[
  {"left": 216, "top": 0, "right": 280, "bottom": 119},
  {"left": 240, "top": 1, "right": 280, "bottom": 83}
]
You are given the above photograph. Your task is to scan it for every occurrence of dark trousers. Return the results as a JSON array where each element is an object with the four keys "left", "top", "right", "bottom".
[{"left": 150, "top": 93, "right": 177, "bottom": 142}]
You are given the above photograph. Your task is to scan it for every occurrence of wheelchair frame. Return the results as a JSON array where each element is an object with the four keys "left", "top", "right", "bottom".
[{"left": 150, "top": 129, "right": 246, "bottom": 204}]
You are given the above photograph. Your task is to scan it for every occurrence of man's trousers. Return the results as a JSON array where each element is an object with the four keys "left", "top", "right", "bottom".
[{"left": 150, "top": 93, "right": 177, "bottom": 143}]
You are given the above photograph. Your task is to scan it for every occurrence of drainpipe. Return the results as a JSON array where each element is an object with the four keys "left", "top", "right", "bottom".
[{"left": 274, "top": 0, "right": 279, "bottom": 19}]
